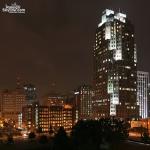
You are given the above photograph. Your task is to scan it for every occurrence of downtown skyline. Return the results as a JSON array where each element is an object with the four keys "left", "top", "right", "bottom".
[{"left": 0, "top": 0, "right": 149, "bottom": 95}]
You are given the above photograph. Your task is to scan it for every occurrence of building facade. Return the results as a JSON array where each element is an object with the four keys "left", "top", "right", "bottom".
[
  {"left": 24, "top": 84, "right": 37, "bottom": 104},
  {"left": 148, "top": 84, "right": 150, "bottom": 117},
  {"left": 131, "top": 119, "right": 150, "bottom": 134},
  {"left": 74, "top": 85, "right": 93, "bottom": 122},
  {"left": 0, "top": 89, "right": 26, "bottom": 122},
  {"left": 22, "top": 104, "right": 37, "bottom": 130},
  {"left": 93, "top": 9, "right": 138, "bottom": 119},
  {"left": 22, "top": 104, "right": 73, "bottom": 133},
  {"left": 46, "top": 94, "right": 64, "bottom": 106},
  {"left": 137, "top": 71, "right": 149, "bottom": 118}
]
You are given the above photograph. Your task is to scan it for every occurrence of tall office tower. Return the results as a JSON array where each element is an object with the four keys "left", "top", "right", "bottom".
[
  {"left": 137, "top": 71, "right": 149, "bottom": 118},
  {"left": 24, "top": 84, "right": 37, "bottom": 104},
  {"left": 74, "top": 85, "right": 93, "bottom": 122},
  {"left": 93, "top": 9, "right": 138, "bottom": 119},
  {"left": 148, "top": 84, "right": 150, "bottom": 117}
]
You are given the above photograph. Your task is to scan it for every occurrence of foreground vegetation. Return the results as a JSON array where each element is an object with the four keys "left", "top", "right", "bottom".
[
  {"left": 53, "top": 118, "right": 129, "bottom": 150},
  {"left": 0, "top": 118, "right": 138, "bottom": 150}
]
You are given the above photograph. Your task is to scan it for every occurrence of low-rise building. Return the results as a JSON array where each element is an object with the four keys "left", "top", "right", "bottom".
[{"left": 22, "top": 104, "right": 73, "bottom": 133}]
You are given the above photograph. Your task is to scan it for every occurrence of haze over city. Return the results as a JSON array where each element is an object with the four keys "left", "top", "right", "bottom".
[{"left": 0, "top": 0, "right": 150, "bottom": 95}]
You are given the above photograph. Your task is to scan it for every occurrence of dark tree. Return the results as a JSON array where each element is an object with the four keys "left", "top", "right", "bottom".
[
  {"left": 141, "top": 132, "right": 150, "bottom": 143},
  {"left": 71, "top": 120, "right": 101, "bottom": 150},
  {"left": 37, "top": 127, "right": 43, "bottom": 133},
  {"left": 71, "top": 118, "right": 129, "bottom": 150},
  {"left": 39, "top": 135, "right": 48, "bottom": 144},
  {"left": 28, "top": 132, "right": 36, "bottom": 139},
  {"left": 7, "top": 134, "right": 14, "bottom": 144},
  {"left": 53, "top": 126, "right": 71, "bottom": 150},
  {"left": 49, "top": 125, "right": 54, "bottom": 136}
]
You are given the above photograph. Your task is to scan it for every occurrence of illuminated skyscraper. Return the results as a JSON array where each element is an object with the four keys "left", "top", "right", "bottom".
[
  {"left": 148, "top": 84, "right": 150, "bottom": 117},
  {"left": 74, "top": 85, "right": 93, "bottom": 121},
  {"left": 93, "top": 9, "right": 138, "bottom": 119},
  {"left": 137, "top": 71, "right": 149, "bottom": 118}
]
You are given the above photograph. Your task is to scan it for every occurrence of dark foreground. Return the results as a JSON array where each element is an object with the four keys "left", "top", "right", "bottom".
[
  {"left": 0, "top": 140, "right": 149, "bottom": 150},
  {"left": 1, "top": 119, "right": 149, "bottom": 150},
  {"left": 112, "top": 141, "right": 150, "bottom": 150},
  {"left": 0, "top": 140, "right": 50, "bottom": 150}
]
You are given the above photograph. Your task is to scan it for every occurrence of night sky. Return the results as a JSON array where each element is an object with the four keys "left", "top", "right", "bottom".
[{"left": 0, "top": 0, "right": 150, "bottom": 96}]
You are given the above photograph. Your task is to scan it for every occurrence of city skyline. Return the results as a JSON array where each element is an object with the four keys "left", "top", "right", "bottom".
[
  {"left": 0, "top": 1, "right": 150, "bottom": 147},
  {"left": 0, "top": 0, "right": 150, "bottom": 95}
]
